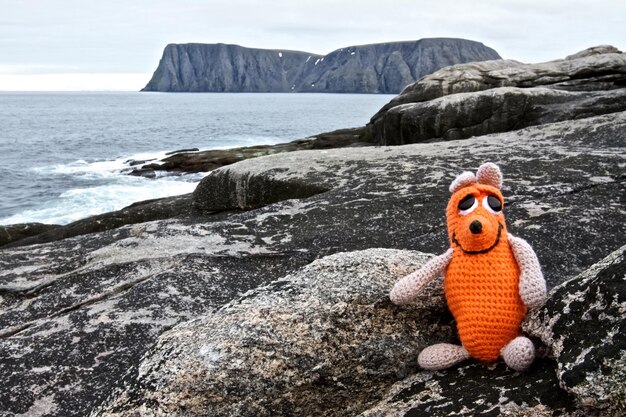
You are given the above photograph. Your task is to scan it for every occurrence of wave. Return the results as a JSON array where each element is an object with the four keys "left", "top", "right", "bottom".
[
  {"left": 33, "top": 150, "right": 172, "bottom": 177},
  {"left": 0, "top": 153, "right": 207, "bottom": 226}
]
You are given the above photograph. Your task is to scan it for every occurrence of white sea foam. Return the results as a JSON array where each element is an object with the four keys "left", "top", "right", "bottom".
[
  {"left": 0, "top": 175, "right": 203, "bottom": 225},
  {"left": 1, "top": 154, "right": 207, "bottom": 225},
  {"left": 33, "top": 150, "right": 171, "bottom": 178}
]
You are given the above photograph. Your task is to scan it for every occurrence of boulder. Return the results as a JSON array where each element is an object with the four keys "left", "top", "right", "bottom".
[
  {"left": 370, "top": 46, "right": 626, "bottom": 144},
  {"left": 357, "top": 246, "right": 625, "bottom": 417},
  {"left": 0, "top": 222, "right": 60, "bottom": 247},
  {"left": 566, "top": 45, "right": 622, "bottom": 60},
  {"left": 126, "top": 167, "right": 157, "bottom": 178},
  {"left": 377, "top": 87, "right": 626, "bottom": 145},
  {"left": 1, "top": 194, "right": 201, "bottom": 249},
  {"left": 524, "top": 245, "right": 625, "bottom": 414},
  {"left": 93, "top": 249, "right": 452, "bottom": 417}
]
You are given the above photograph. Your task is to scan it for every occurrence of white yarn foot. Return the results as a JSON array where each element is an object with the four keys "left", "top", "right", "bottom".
[
  {"left": 501, "top": 336, "right": 535, "bottom": 371},
  {"left": 418, "top": 343, "right": 470, "bottom": 370}
]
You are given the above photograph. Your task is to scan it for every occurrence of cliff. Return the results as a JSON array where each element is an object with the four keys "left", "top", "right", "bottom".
[
  {"left": 295, "top": 38, "right": 501, "bottom": 93},
  {"left": 142, "top": 38, "right": 501, "bottom": 93},
  {"left": 142, "top": 43, "right": 317, "bottom": 92}
]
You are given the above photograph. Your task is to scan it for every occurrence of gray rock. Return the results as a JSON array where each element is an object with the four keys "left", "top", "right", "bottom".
[
  {"left": 358, "top": 247, "right": 626, "bottom": 417},
  {"left": 142, "top": 38, "right": 501, "bottom": 93},
  {"left": 164, "top": 148, "right": 199, "bottom": 156},
  {"left": 0, "top": 222, "right": 60, "bottom": 247},
  {"left": 93, "top": 249, "right": 452, "bottom": 417},
  {"left": 377, "top": 86, "right": 626, "bottom": 145},
  {"left": 1, "top": 112, "right": 624, "bottom": 416},
  {"left": 370, "top": 46, "right": 626, "bottom": 143},
  {"left": 126, "top": 167, "right": 157, "bottom": 178},
  {"left": 1, "top": 194, "right": 201, "bottom": 249},
  {"left": 193, "top": 111, "right": 626, "bottom": 287},
  {"left": 0, "top": 223, "right": 311, "bottom": 417},
  {"left": 357, "top": 360, "right": 581, "bottom": 417},
  {"left": 129, "top": 126, "right": 373, "bottom": 176},
  {"left": 566, "top": 45, "right": 622, "bottom": 60},
  {"left": 524, "top": 246, "right": 626, "bottom": 414}
]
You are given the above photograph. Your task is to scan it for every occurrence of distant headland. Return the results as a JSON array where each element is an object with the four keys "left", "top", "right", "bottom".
[{"left": 141, "top": 38, "right": 501, "bottom": 93}]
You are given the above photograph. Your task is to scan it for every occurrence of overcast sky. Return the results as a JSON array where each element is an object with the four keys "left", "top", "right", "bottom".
[{"left": 0, "top": 0, "right": 624, "bottom": 90}]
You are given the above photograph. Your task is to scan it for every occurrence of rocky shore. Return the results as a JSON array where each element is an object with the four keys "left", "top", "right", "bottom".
[
  {"left": 1, "top": 46, "right": 625, "bottom": 417},
  {"left": 127, "top": 44, "right": 626, "bottom": 177}
]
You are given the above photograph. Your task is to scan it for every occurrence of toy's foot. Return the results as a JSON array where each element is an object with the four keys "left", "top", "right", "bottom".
[
  {"left": 418, "top": 343, "right": 470, "bottom": 370},
  {"left": 501, "top": 336, "right": 535, "bottom": 371}
]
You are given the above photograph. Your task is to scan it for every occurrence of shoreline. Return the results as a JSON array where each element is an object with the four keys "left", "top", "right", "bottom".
[
  {"left": 126, "top": 126, "right": 372, "bottom": 177},
  {"left": 0, "top": 125, "right": 372, "bottom": 248},
  {"left": 3, "top": 45, "right": 626, "bottom": 249}
]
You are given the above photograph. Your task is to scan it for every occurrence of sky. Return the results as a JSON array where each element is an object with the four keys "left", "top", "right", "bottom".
[{"left": 0, "top": 0, "right": 624, "bottom": 91}]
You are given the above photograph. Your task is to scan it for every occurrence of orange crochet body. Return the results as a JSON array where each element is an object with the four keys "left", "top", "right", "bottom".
[
  {"left": 445, "top": 243, "right": 525, "bottom": 361},
  {"left": 444, "top": 183, "right": 526, "bottom": 362}
]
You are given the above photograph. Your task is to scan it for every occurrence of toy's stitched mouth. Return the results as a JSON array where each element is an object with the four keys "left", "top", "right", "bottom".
[{"left": 452, "top": 223, "right": 503, "bottom": 255}]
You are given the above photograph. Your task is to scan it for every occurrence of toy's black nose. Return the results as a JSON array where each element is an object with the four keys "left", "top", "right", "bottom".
[{"left": 469, "top": 220, "right": 482, "bottom": 234}]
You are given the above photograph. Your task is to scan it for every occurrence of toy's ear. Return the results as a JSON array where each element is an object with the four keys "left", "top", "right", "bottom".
[
  {"left": 476, "top": 163, "right": 503, "bottom": 189},
  {"left": 449, "top": 171, "right": 476, "bottom": 193}
]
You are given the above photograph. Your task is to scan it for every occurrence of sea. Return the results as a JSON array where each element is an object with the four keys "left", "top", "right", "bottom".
[{"left": 0, "top": 92, "right": 394, "bottom": 226}]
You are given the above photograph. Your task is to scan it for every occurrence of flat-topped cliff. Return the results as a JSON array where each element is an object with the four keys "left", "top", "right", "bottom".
[{"left": 142, "top": 38, "right": 501, "bottom": 93}]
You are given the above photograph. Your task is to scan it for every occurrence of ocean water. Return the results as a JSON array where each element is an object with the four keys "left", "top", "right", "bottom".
[{"left": 0, "top": 92, "right": 393, "bottom": 225}]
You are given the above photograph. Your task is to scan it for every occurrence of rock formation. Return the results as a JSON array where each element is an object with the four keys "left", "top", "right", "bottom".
[
  {"left": 95, "top": 246, "right": 625, "bottom": 417},
  {"left": 1, "top": 110, "right": 624, "bottom": 417},
  {"left": 142, "top": 38, "right": 501, "bottom": 93},
  {"left": 125, "top": 46, "right": 626, "bottom": 183},
  {"left": 1, "top": 46, "right": 625, "bottom": 417},
  {"left": 295, "top": 38, "right": 501, "bottom": 94},
  {"left": 0, "top": 222, "right": 60, "bottom": 247},
  {"left": 93, "top": 249, "right": 451, "bottom": 417},
  {"left": 370, "top": 45, "right": 626, "bottom": 144},
  {"left": 127, "top": 127, "right": 371, "bottom": 176},
  {"left": 359, "top": 246, "right": 625, "bottom": 417},
  {"left": 142, "top": 43, "right": 317, "bottom": 93},
  {"left": 524, "top": 247, "right": 625, "bottom": 414}
]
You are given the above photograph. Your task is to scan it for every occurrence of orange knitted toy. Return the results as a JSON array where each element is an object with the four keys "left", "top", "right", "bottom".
[{"left": 390, "top": 163, "right": 547, "bottom": 371}]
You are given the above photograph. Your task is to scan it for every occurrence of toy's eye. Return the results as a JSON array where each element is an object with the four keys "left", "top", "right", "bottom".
[
  {"left": 458, "top": 195, "right": 475, "bottom": 210},
  {"left": 458, "top": 195, "right": 478, "bottom": 215},
  {"left": 483, "top": 195, "right": 503, "bottom": 214}
]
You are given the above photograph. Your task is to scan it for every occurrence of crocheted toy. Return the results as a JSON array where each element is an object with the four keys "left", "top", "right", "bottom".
[{"left": 390, "top": 163, "right": 547, "bottom": 371}]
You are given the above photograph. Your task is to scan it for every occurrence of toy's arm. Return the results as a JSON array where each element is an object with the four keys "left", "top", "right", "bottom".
[
  {"left": 509, "top": 235, "right": 547, "bottom": 310},
  {"left": 390, "top": 248, "right": 453, "bottom": 305}
]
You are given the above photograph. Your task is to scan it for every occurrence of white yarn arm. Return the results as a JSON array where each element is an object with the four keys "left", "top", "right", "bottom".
[
  {"left": 509, "top": 235, "right": 547, "bottom": 309},
  {"left": 389, "top": 248, "right": 453, "bottom": 305}
]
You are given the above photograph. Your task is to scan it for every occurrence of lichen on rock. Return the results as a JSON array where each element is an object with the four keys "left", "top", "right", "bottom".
[
  {"left": 357, "top": 246, "right": 626, "bottom": 417},
  {"left": 524, "top": 245, "right": 626, "bottom": 414},
  {"left": 93, "top": 249, "right": 453, "bottom": 417}
]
